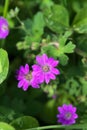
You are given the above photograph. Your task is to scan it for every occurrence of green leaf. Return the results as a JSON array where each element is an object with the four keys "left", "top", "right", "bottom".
[
  {"left": 65, "top": 78, "right": 80, "bottom": 96},
  {"left": 0, "top": 122, "right": 15, "bottom": 130},
  {"left": 0, "top": 106, "right": 15, "bottom": 122},
  {"left": 72, "top": 0, "right": 87, "bottom": 13},
  {"left": 0, "top": 59, "right": 2, "bottom": 73},
  {"left": 79, "top": 78, "right": 87, "bottom": 96},
  {"left": 58, "top": 30, "right": 73, "bottom": 47},
  {"left": 43, "top": 4, "right": 69, "bottom": 33},
  {"left": 73, "top": 8, "right": 87, "bottom": 33},
  {"left": 64, "top": 41, "right": 76, "bottom": 53},
  {"left": 20, "top": 12, "right": 45, "bottom": 50},
  {"left": 59, "top": 54, "right": 69, "bottom": 65},
  {"left": 10, "top": 116, "right": 39, "bottom": 130},
  {"left": 41, "top": 45, "right": 58, "bottom": 58},
  {"left": 0, "top": 49, "right": 9, "bottom": 84},
  {"left": 32, "top": 12, "right": 45, "bottom": 36},
  {"left": 42, "top": 99, "right": 57, "bottom": 124}
]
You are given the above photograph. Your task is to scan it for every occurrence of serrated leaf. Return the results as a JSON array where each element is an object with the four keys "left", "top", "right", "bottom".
[
  {"left": 0, "top": 122, "right": 15, "bottom": 130},
  {"left": 73, "top": 8, "right": 87, "bottom": 33},
  {"left": 59, "top": 30, "right": 73, "bottom": 47},
  {"left": 10, "top": 116, "right": 39, "bottom": 130},
  {"left": 0, "top": 49, "right": 9, "bottom": 84},
  {"left": 43, "top": 4, "right": 69, "bottom": 33},
  {"left": 64, "top": 41, "right": 76, "bottom": 53}
]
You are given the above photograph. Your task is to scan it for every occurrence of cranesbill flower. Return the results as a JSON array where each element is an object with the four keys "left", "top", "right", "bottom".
[
  {"left": 0, "top": 16, "right": 9, "bottom": 39},
  {"left": 32, "top": 54, "right": 60, "bottom": 84},
  {"left": 57, "top": 104, "right": 78, "bottom": 125},
  {"left": 16, "top": 64, "right": 40, "bottom": 91}
]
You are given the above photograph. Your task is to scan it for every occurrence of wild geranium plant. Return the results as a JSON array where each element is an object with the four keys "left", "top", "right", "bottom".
[
  {"left": 16, "top": 64, "right": 40, "bottom": 91},
  {"left": 16, "top": 54, "right": 60, "bottom": 91},
  {"left": 32, "top": 54, "right": 60, "bottom": 84},
  {"left": 1, "top": 0, "right": 87, "bottom": 130},
  {"left": 57, "top": 104, "right": 78, "bottom": 125}
]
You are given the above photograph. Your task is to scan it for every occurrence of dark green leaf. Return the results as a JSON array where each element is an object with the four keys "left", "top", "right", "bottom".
[
  {"left": 59, "top": 54, "right": 69, "bottom": 65},
  {"left": 43, "top": 4, "right": 69, "bottom": 33},
  {"left": 73, "top": 8, "right": 87, "bottom": 33},
  {"left": 10, "top": 116, "right": 39, "bottom": 130}
]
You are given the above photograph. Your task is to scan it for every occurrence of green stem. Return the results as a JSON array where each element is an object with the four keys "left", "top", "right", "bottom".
[
  {"left": 16, "top": 15, "right": 24, "bottom": 27},
  {"left": 3, "top": 0, "right": 10, "bottom": 18},
  {"left": 15, "top": 16, "right": 30, "bottom": 35},
  {"left": 75, "top": 48, "right": 87, "bottom": 57},
  {"left": 25, "top": 124, "right": 87, "bottom": 130}
]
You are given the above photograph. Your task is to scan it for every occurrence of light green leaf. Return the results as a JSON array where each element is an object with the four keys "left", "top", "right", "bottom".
[
  {"left": 0, "top": 59, "right": 2, "bottom": 73},
  {"left": 10, "top": 116, "right": 39, "bottom": 130},
  {"left": 0, "top": 122, "right": 15, "bottom": 130},
  {"left": 64, "top": 41, "right": 76, "bottom": 53},
  {"left": 43, "top": 4, "right": 69, "bottom": 33},
  {"left": 32, "top": 12, "right": 45, "bottom": 36},
  {"left": 73, "top": 8, "right": 87, "bottom": 33},
  {"left": 59, "top": 30, "right": 73, "bottom": 47},
  {"left": 0, "top": 49, "right": 9, "bottom": 84}
]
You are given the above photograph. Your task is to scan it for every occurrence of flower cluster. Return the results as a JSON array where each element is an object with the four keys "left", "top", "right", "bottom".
[
  {"left": 57, "top": 104, "right": 78, "bottom": 125},
  {"left": 0, "top": 16, "right": 9, "bottom": 39},
  {"left": 16, "top": 54, "right": 60, "bottom": 91}
]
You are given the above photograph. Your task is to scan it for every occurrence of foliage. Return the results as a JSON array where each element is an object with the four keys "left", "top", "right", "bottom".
[{"left": 0, "top": 0, "right": 87, "bottom": 129}]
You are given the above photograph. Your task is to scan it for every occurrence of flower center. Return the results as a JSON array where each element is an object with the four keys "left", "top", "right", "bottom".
[
  {"left": 42, "top": 65, "right": 50, "bottom": 72},
  {"left": 65, "top": 112, "right": 72, "bottom": 120},
  {"left": 25, "top": 72, "right": 32, "bottom": 81},
  {"left": 2, "top": 24, "right": 8, "bottom": 31}
]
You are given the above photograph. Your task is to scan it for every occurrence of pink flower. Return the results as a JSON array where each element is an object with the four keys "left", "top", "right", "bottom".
[
  {"left": 57, "top": 104, "right": 78, "bottom": 125},
  {"left": 16, "top": 64, "right": 40, "bottom": 91},
  {"left": 32, "top": 54, "right": 60, "bottom": 84},
  {"left": 0, "top": 17, "right": 9, "bottom": 39}
]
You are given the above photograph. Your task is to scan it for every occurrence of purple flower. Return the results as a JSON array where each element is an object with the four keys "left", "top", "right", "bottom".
[
  {"left": 16, "top": 64, "right": 40, "bottom": 91},
  {"left": 0, "top": 16, "right": 9, "bottom": 39},
  {"left": 32, "top": 54, "right": 60, "bottom": 84},
  {"left": 57, "top": 104, "right": 78, "bottom": 125}
]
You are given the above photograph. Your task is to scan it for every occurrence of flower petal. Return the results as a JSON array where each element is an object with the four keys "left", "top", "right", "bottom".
[
  {"left": 20, "top": 66, "right": 25, "bottom": 74},
  {"left": 18, "top": 80, "right": 24, "bottom": 88},
  {"left": 23, "top": 81, "right": 29, "bottom": 91},
  {"left": 32, "top": 83, "right": 40, "bottom": 88},
  {"left": 42, "top": 54, "right": 48, "bottom": 64},
  {"left": 45, "top": 74, "right": 50, "bottom": 84},
  {"left": 48, "top": 58, "right": 59, "bottom": 67},
  {"left": 32, "top": 64, "right": 41, "bottom": 71},
  {"left": 36, "top": 55, "right": 43, "bottom": 65},
  {"left": 51, "top": 68, "right": 60, "bottom": 75},
  {"left": 25, "top": 64, "right": 29, "bottom": 73},
  {"left": 49, "top": 73, "right": 56, "bottom": 80},
  {"left": 39, "top": 73, "right": 44, "bottom": 83}
]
